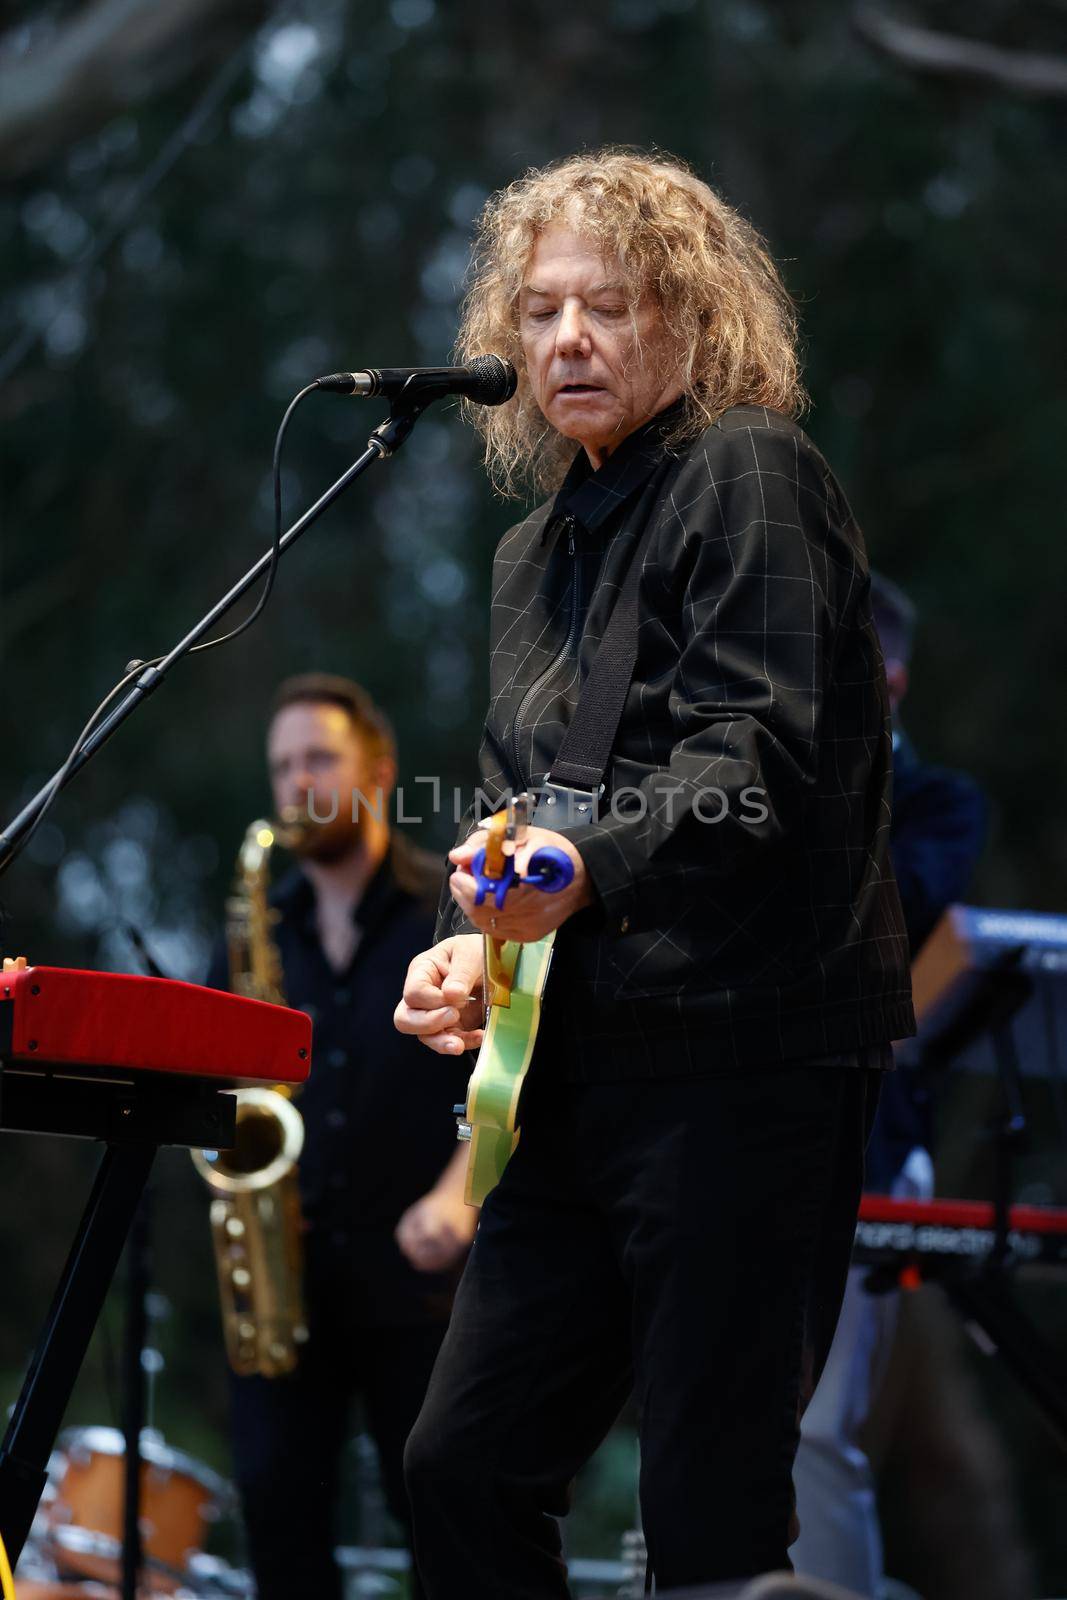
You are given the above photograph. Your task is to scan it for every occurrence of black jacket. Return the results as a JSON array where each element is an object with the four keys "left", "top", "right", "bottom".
[{"left": 440, "top": 403, "right": 915, "bottom": 1078}]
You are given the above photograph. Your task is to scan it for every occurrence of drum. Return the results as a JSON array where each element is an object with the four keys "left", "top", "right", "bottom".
[{"left": 45, "top": 1426, "right": 231, "bottom": 1591}]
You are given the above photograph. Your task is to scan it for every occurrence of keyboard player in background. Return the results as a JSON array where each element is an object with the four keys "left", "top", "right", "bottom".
[
  {"left": 205, "top": 674, "right": 474, "bottom": 1600},
  {"left": 792, "top": 574, "right": 988, "bottom": 1596}
]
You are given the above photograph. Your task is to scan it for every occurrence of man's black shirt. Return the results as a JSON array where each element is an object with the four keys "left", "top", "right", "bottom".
[
  {"left": 864, "top": 734, "right": 987, "bottom": 1190},
  {"left": 207, "top": 834, "right": 466, "bottom": 1325},
  {"left": 889, "top": 733, "right": 987, "bottom": 962}
]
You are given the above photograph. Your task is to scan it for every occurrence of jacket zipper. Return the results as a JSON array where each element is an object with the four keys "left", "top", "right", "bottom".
[{"left": 509, "top": 515, "right": 581, "bottom": 785}]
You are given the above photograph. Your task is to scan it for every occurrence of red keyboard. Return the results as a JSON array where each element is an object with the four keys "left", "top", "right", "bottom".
[
  {"left": 0, "top": 965, "right": 310, "bottom": 1088},
  {"left": 856, "top": 1193, "right": 1067, "bottom": 1272}
]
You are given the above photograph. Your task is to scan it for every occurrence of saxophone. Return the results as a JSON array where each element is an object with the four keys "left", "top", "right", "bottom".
[{"left": 192, "top": 813, "right": 310, "bottom": 1378}]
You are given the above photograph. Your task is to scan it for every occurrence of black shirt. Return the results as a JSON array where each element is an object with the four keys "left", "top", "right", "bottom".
[
  {"left": 208, "top": 835, "right": 468, "bottom": 1325},
  {"left": 865, "top": 733, "right": 987, "bottom": 1190},
  {"left": 439, "top": 403, "right": 915, "bottom": 1077}
]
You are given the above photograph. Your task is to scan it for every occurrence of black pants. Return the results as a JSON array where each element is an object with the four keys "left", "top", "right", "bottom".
[
  {"left": 230, "top": 1306, "right": 447, "bottom": 1600},
  {"left": 404, "top": 1059, "right": 877, "bottom": 1599}
]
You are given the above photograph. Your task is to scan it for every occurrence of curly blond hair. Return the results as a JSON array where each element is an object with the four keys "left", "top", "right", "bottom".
[{"left": 455, "top": 147, "right": 807, "bottom": 498}]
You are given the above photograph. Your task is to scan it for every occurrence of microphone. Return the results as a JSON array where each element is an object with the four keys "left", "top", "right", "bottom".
[{"left": 314, "top": 354, "right": 516, "bottom": 407}]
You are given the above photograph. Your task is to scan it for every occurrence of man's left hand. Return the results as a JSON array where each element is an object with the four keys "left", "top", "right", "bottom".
[
  {"left": 449, "top": 826, "right": 593, "bottom": 942},
  {"left": 394, "top": 1188, "right": 477, "bottom": 1273}
]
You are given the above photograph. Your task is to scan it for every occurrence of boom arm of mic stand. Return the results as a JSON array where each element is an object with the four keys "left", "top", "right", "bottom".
[{"left": 0, "top": 406, "right": 421, "bottom": 877}]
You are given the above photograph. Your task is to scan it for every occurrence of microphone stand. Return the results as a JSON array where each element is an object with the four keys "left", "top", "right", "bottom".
[
  {"left": 0, "top": 396, "right": 426, "bottom": 1583},
  {"left": 121, "top": 1187, "right": 151, "bottom": 1600},
  {"left": 0, "top": 400, "right": 427, "bottom": 876}
]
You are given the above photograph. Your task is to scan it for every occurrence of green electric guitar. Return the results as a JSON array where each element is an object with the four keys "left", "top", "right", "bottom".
[{"left": 458, "top": 789, "right": 591, "bottom": 1207}]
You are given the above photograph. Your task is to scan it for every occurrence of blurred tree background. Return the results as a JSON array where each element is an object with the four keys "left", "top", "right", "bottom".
[{"left": 1, "top": 0, "right": 1066, "bottom": 1594}]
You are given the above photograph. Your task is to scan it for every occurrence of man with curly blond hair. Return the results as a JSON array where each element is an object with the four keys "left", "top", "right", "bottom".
[{"left": 395, "top": 149, "right": 914, "bottom": 1596}]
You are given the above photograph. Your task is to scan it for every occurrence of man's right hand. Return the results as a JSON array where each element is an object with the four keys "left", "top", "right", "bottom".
[{"left": 394, "top": 933, "right": 485, "bottom": 1056}]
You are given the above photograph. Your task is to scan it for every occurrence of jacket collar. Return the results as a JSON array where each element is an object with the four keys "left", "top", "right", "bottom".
[{"left": 550, "top": 395, "right": 688, "bottom": 538}]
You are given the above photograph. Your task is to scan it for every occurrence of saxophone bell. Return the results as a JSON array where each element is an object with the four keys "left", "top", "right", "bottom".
[{"left": 194, "top": 1089, "right": 305, "bottom": 1194}]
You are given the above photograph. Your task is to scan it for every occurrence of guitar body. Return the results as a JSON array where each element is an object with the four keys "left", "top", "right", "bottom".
[
  {"left": 459, "top": 786, "right": 594, "bottom": 1208},
  {"left": 463, "top": 932, "right": 556, "bottom": 1207}
]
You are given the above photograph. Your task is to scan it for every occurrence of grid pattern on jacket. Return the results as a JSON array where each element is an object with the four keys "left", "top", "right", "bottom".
[{"left": 439, "top": 403, "right": 914, "bottom": 1079}]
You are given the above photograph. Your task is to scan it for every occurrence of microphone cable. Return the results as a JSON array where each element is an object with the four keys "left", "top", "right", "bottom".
[{"left": 1, "top": 382, "right": 317, "bottom": 874}]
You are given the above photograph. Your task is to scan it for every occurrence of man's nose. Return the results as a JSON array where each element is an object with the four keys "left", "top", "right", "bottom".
[{"left": 555, "top": 301, "right": 591, "bottom": 358}]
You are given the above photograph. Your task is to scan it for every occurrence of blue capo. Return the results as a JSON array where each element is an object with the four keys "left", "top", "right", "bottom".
[{"left": 471, "top": 845, "right": 574, "bottom": 911}]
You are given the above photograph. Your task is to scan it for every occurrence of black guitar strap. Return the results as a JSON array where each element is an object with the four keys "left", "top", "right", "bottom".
[{"left": 546, "top": 514, "right": 654, "bottom": 797}]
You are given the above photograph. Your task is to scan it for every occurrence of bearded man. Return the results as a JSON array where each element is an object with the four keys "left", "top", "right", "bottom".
[
  {"left": 394, "top": 150, "right": 914, "bottom": 1596},
  {"left": 206, "top": 673, "right": 475, "bottom": 1600}
]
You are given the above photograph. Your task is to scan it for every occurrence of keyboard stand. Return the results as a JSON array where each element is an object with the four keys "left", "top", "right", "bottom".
[
  {"left": 945, "top": 1272, "right": 1067, "bottom": 1447},
  {"left": 0, "top": 1063, "right": 236, "bottom": 1571}
]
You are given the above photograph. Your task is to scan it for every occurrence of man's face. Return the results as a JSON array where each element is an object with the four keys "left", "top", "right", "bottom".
[
  {"left": 518, "top": 222, "right": 683, "bottom": 469},
  {"left": 267, "top": 702, "right": 390, "bottom": 861}
]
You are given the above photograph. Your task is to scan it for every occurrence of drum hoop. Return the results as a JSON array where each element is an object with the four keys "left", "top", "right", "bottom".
[{"left": 50, "top": 1522, "right": 189, "bottom": 1586}]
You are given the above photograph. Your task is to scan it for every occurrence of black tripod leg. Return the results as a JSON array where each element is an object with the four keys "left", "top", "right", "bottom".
[
  {"left": 0, "top": 1140, "right": 157, "bottom": 1566},
  {"left": 122, "top": 1190, "right": 150, "bottom": 1600},
  {"left": 948, "top": 1274, "right": 1067, "bottom": 1447},
  {"left": 122, "top": 1190, "right": 151, "bottom": 1600}
]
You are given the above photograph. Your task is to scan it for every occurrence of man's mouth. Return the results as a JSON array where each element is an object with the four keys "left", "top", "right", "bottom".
[{"left": 556, "top": 383, "right": 604, "bottom": 396}]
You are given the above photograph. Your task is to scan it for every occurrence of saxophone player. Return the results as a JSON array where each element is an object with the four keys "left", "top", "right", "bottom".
[{"left": 205, "top": 672, "right": 474, "bottom": 1600}]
